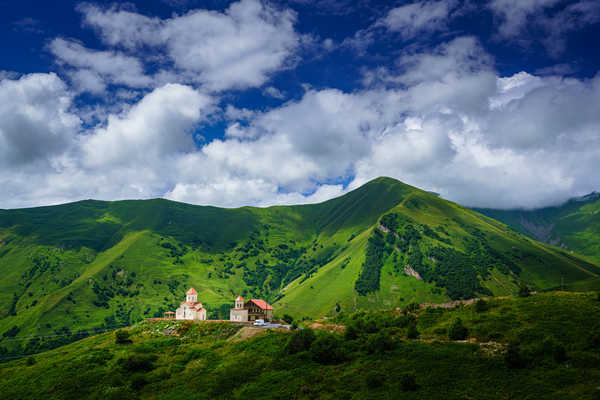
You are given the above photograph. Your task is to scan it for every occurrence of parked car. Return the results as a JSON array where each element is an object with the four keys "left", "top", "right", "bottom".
[{"left": 253, "top": 319, "right": 266, "bottom": 326}]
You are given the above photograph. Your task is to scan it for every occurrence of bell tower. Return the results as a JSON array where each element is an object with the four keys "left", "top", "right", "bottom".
[
  {"left": 186, "top": 287, "right": 198, "bottom": 303},
  {"left": 235, "top": 295, "right": 244, "bottom": 309}
]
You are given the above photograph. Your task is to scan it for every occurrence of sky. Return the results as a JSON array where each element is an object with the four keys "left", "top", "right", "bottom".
[{"left": 1, "top": 0, "right": 599, "bottom": 210}]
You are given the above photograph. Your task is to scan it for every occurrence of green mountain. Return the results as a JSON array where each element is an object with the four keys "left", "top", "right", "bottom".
[
  {"left": 1, "top": 177, "right": 599, "bottom": 358},
  {"left": 475, "top": 192, "right": 600, "bottom": 265},
  {"left": 2, "top": 292, "right": 600, "bottom": 399}
]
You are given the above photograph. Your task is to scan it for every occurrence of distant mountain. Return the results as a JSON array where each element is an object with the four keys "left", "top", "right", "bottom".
[
  {"left": 475, "top": 192, "right": 600, "bottom": 264},
  {"left": 1, "top": 177, "right": 599, "bottom": 358}
]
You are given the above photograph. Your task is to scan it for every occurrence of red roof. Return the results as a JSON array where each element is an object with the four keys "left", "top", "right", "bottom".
[
  {"left": 236, "top": 296, "right": 243, "bottom": 301},
  {"left": 249, "top": 299, "right": 273, "bottom": 310},
  {"left": 186, "top": 287, "right": 197, "bottom": 295},
  {"left": 164, "top": 311, "right": 175, "bottom": 314}
]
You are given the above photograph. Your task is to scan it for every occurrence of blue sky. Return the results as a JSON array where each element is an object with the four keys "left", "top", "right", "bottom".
[{"left": 1, "top": 0, "right": 599, "bottom": 209}]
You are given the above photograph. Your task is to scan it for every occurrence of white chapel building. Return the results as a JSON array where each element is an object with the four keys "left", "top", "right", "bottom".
[{"left": 175, "top": 288, "right": 207, "bottom": 320}]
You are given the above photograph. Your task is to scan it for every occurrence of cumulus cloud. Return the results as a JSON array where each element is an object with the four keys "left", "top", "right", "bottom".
[
  {"left": 2, "top": 22, "right": 600, "bottom": 211},
  {"left": 0, "top": 73, "right": 80, "bottom": 167},
  {"left": 77, "top": 0, "right": 300, "bottom": 91},
  {"left": 82, "top": 83, "right": 213, "bottom": 170},
  {"left": 48, "top": 38, "right": 153, "bottom": 93}
]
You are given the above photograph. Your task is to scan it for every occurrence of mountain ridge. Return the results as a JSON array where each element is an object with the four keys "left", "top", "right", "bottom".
[{"left": 1, "top": 177, "right": 599, "bottom": 359}]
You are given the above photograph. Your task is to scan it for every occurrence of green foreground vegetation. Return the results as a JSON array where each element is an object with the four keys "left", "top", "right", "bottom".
[
  {"left": 1, "top": 292, "right": 599, "bottom": 399},
  {"left": 1, "top": 177, "right": 599, "bottom": 360}
]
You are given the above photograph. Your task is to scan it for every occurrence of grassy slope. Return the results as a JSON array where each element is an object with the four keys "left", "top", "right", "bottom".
[
  {"left": 1, "top": 292, "right": 599, "bottom": 399},
  {"left": 277, "top": 188, "right": 600, "bottom": 318},
  {"left": 0, "top": 177, "right": 598, "bottom": 358},
  {"left": 476, "top": 195, "right": 600, "bottom": 263}
]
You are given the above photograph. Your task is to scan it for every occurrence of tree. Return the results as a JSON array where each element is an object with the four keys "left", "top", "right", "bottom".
[
  {"left": 505, "top": 341, "right": 526, "bottom": 368},
  {"left": 407, "top": 323, "right": 419, "bottom": 339},
  {"left": 366, "top": 331, "right": 395, "bottom": 354},
  {"left": 285, "top": 328, "right": 315, "bottom": 354},
  {"left": 115, "top": 330, "right": 132, "bottom": 344},
  {"left": 310, "top": 334, "right": 345, "bottom": 364},
  {"left": 474, "top": 299, "right": 488, "bottom": 313},
  {"left": 518, "top": 284, "right": 531, "bottom": 297},
  {"left": 400, "top": 373, "right": 418, "bottom": 391},
  {"left": 448, "top": 318, "right": 468, "bottom": 340},
  {"left": 282, "top": 314, "right": 294, "bottom": 324}
]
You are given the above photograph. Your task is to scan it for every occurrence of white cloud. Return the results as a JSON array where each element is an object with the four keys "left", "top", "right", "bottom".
[
  {"left": 344, "top": 0, "right": 457, "bottom": 51},
  {"left": 0, "top": 73, "right": 79, "bottom": 167},
  {"left": 379, "top": 0, "right": 456, "bottom": 39},
  {"left": 82, "top": 83, "right": 212, "bottom": 167},
  {"left": 263, "top": 86, "right": 286, "bottom": 99},
  {"left": 78, "top": 0, "right": 300, "bottom": 91},
  {"left": 2, "top": 33, "right": 600, "bottom": 211},
  {"left": 489, "top": 0, "right": 600, "bottom": 56},
  {"left": 49, "top": 38, "right": 153, "bottom": 91}
]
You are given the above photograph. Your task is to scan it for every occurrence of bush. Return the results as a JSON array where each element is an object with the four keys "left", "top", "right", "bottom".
[
  {"left": 285, "top": 328, "right": 316, "bottom": 354},
  {"left": 26, "top": 357, "right": 36, "bottom": 366},
  {"left": 474, "top": 299, "right": 488, "bottom": 313},
  {"left": 282, "top": 314, "right": 294, "bottom": 324},
  {"left": 407, "top": 324, "right": 419, "bottom": 339},
  {"left": 344, "top": 322, "right": 359, "bottom": 341},
  {"left": 365, "top": 371, "right": 385, "bottom": 389},
  {"left": 505, "top": 341, "right": 527, "bottom": 369},
  {"left": 366, "top": 331, "right": 395, "bottom": 354},
  {"left": 130, "top": 373, "right": 149, "bottom": 390},
  {"left": 115, "top": 330, "right": 132, "bottom": 344},
  {"left": 310, "top": 333, "right": 345, "bottom": 364},
  {"left": 448, "top": 318, "right": 468, "bottom": 340},
  {"left": 400, "top": 373, "right": 418, "bottom": 391},
  {"left": 518, "top": 284, "right": 531, "bottom": 297},
  {"left": 118, "top": 354, "right": 157, "bottom": 372},
  {"left": 405, "top": 302, "right": 420, "bottom": 313}
]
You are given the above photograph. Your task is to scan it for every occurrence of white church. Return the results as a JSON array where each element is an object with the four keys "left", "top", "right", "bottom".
[{"left": 175, "top": 288, "right": 207, "bottom": 320}]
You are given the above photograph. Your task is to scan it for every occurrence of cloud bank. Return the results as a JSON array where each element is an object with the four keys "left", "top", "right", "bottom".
[{"left": 1, "top": 0, "right": 599, "bottom": 211}]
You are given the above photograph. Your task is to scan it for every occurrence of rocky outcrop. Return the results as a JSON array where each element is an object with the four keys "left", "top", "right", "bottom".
[{"left": 404, "top": 264, "right": 422, "bottom": 280}]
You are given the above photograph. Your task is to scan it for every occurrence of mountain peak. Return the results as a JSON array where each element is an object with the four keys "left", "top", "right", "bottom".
[{"left": 571, "top": 191, "right": 600, "bottom": 203}]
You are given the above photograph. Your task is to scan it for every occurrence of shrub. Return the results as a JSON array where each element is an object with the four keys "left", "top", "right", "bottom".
[
  {"left": 118, "top": 354, "right": 157, "bottom": 372},
  {"left": 448, "top": 318, "right": 468, "bottom": 340},
  {"left": 285, "top": 328, "right": 316, "bottom": 355},
  {"left": 130, "top": 373, "right": 149, "bottom": 390},
  {"left": 26, "top": 357, "right": 36, "bottom": 366},
  {"left": 310, "top": 333, "right": 345, "bottom": 364},
  {"left": 400, "top": 373, "right": 418, "bottom": 391},
  {"left": 505, "top": 341, "right": 527, "bottom": 369},
  {"left": 282, "top": 314, "right": 294, "bottom": 324},
  {"left": 344, "top": 322, "right": 359, "bottom": 341},
  {"left": 366, "top": 331, "right": 395, "bottom": 354},
  {"left": 405, "top": 302, "right": 420, "bottom": 313},
  {"left": 115, "top": 330, "right": 132, "bottom": 344},
  {"left": 518, "top": 284, "right": 531, "bottom": 297},
  {"left": 365, "top": 371, "right": 384, "bottom": 389},
  {"left": 407, "top": 323, "right": 419, "bottom": 339},
  {"left": 474, "top": 299, "right": 488, "bottom": 313}
]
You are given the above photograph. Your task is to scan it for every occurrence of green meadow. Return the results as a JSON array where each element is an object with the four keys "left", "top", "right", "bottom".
[{"left": 1, "top": 177, "right": 599, "bottom": 361}]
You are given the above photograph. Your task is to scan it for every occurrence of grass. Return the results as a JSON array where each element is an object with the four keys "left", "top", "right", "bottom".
[
  {"left": 1, "top": 177, "right": 599, "bottom": 360},
  {"left": 476, "top": 194, "right": 600, "bottom": 263},
  {"left": 1, "top": 292, "right": 600, "bottom": 399}
]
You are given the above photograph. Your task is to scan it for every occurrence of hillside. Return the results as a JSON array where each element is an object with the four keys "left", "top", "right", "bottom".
[
  {"left": 475, "top": 192, "right": 600, "bottom": 265},
  {"left": 1, "top": 177, "right": 599, "bottom": 359},
  {"left": 1, "top": 292, "right": 599, "bottom": 399}
]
